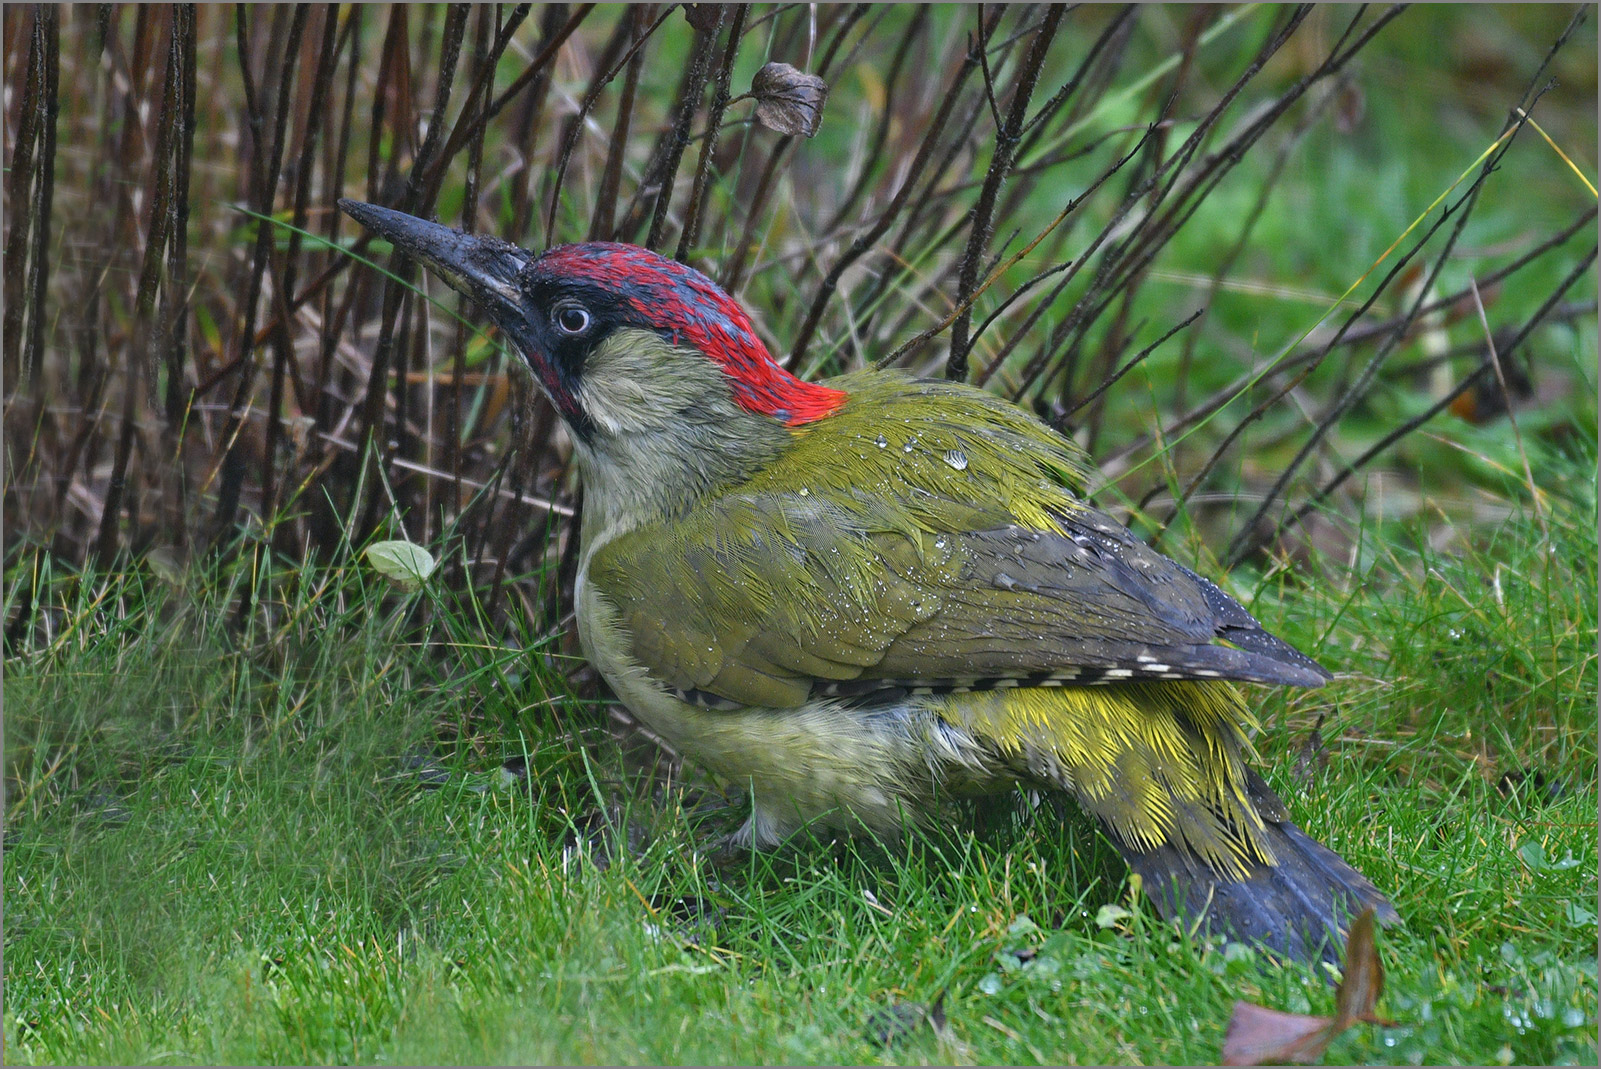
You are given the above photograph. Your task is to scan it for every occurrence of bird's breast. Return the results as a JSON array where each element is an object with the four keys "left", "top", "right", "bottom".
[{"left": 572, "top": 551, "right": 1008, "bottom": 845}]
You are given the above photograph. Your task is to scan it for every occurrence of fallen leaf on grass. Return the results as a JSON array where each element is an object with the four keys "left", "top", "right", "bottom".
[
  {"left": 1221, "top": 1002, "right": 1342, "bottom": 1066},
  {"left": 1221, "top": 909, "right": 1390, "bottom": 1066},
  {"left": 1331, "top": 909, "right": 1388, "bottom": 1027},
  {"left": 365, "top": 539, "right": 436, "bottom": 589}
]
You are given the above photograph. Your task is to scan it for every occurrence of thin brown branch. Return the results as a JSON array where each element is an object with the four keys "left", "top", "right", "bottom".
[{"left": 947, "top": 4, "right": 1062, "bottom": 380}]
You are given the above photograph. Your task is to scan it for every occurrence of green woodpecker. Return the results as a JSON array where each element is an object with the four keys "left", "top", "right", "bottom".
[{"left": 342, "top": 200, "right": 1396, "bottom": 962}]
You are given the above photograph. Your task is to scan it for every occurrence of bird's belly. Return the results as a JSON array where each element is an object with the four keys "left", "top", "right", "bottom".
[{"left": 573, "top": 563, "right": 1002, "bottom": 846}]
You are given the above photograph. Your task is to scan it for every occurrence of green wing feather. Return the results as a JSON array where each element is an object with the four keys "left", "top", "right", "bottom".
[{"left": 587, "top": 371, "right": 1327, "bottom": 710}]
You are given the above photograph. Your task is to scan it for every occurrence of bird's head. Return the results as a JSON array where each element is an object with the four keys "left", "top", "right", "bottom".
[{"left": 339, "top": 201, "right": 846, "bottom": 444}]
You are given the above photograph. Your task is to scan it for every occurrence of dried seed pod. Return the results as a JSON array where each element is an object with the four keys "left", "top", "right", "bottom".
[{"left": 751, "top": 61, "right": 829, "bottom": 137}]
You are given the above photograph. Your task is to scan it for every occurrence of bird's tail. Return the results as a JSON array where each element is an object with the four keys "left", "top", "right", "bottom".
[
  {"left": 1114, "top": 789, "right": 1398, "bottom": 964},
  {"left": 952, "top": 679, "right": 1396, "bottom": 962},
  {"left": 959, "top": 679, "right": 1396, "bottom": 963}
]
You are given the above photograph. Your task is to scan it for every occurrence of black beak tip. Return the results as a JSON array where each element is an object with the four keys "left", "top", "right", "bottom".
[
  {"left": 338, "top": 198, "right": 400, "bottom": 235},
  {"left": 336, "top": 199, "right": 448, "bottom": 261},
  {"left": 337, "top": 199, "right": 527, "bottom": 309}
]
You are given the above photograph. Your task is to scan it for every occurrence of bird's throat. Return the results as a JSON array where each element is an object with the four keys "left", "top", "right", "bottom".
[{"left": 558, "top": 328, "right": 807, "bottom": 539}]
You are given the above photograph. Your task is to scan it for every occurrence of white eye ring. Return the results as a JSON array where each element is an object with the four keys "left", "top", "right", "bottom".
[{"left": 554, "top": 305, "right": 591, "bottom": 335}]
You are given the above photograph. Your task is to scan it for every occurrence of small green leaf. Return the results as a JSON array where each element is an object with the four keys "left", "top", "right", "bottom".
[
  {"left": 366, "top": 540, "right": 436, "bottom": 589},
  {"left": 1094, "top": 904, "right": 1132, "bottom": 930},
  {"left": 1040, "top": 931, "right": 1076, "bottom": 957},
  {"left": 1223, "top": 941, "right": 1258, "bottom": 977},
  {"left": 1028, "top": 954, "right": 1061, "bottom": 978},
  {"left": 977, "top": 973, "right": 1003, "bottom": 996},
  {"left": 1517, "top": 841, "right": 1581, "bottom": 871},
  {"left": 146, "top": 547, "right": 186, "bottom": 585},
  {"left": 1007, "top": 913, "right": 1040, "bottom": 937}
]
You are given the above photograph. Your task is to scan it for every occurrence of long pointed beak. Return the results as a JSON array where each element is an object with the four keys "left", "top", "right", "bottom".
[{"left": 338, "top": 199, "right": 528, "bottom": 317}]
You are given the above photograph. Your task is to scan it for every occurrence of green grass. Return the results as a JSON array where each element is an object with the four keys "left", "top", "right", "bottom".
[
  {"left": 5, "top": 7, "right": 1594, "bottom": 1064},
  {"left": 6, "top": 438, "right": 1597, "bottom": 1066}
]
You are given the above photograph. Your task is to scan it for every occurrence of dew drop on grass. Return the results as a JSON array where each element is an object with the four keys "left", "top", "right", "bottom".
[{"left": 874, "top": 435, "right": 888, "bottom": 449}]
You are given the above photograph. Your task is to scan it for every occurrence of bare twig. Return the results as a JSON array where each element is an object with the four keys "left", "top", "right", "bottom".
[
  {"left": 677, "top": 5, "right": 750, "bottom": 262},
  {"left": 1470, "top": 277, "right": 1547, "bottom": 538},
  {"left": 1265, "top": 244, "right": 1597, "bottom": 556},
  {"left": 947, "top": 5, "right": 1063, "bottom": 380},
  {"left": 646, "top": 8, "right": 728, "bottom": 252},
  {"left": 789, "top": 6, "right": 1005, "bottom": 364}
]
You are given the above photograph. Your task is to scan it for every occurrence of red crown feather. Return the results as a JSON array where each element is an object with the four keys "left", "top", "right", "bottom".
[{"left": 531, "top": 243, "right": 847, "bottom": 426}]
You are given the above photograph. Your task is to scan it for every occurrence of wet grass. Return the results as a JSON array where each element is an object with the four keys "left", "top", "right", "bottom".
[
  {"left": 5, "top": 436, "right": 1596, "bottom": 1065},
  {"left": 3, "top": 5, "right": 1596, "bottom": 1065}
]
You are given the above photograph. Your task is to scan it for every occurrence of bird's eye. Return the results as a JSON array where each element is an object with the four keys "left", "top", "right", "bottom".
[{"left": 554, "top": 304, "right": 591, "bottom": 336}]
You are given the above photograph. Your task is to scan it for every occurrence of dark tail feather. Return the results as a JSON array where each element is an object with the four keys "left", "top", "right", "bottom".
[{"left": 1117, "top": 819, "right": 1399, "bottom": 965}]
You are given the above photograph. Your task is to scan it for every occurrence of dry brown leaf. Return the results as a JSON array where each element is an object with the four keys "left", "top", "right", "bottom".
[
  {"left": 751, "top": 62, "right": 829, "bottom": 137},
  {"left": 1221, "top": 1003, "right": 1339, "bottom": 1066},
  {"left": 681, "top": 4, "right": 723, "bottom": 34},
  {"left": 1332, "top": 907, "right": 1385, "bottom": 1028},
  {"left": 1220, "top": 909, "right": 1390, "bottom": 1066}
]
